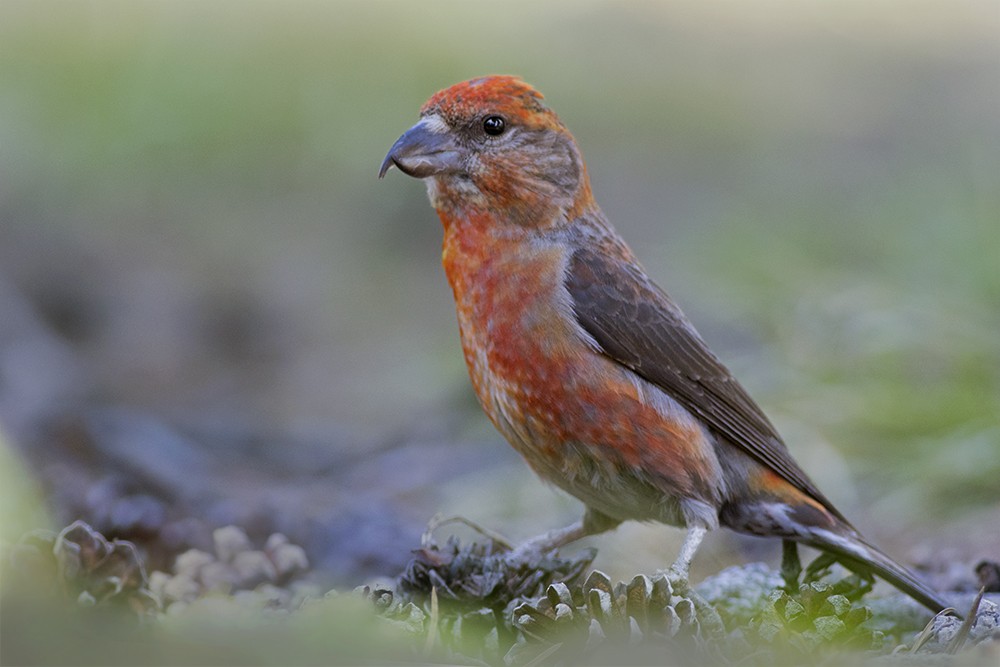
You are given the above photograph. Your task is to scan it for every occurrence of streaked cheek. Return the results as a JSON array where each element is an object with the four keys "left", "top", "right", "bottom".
[{"left": 532, "top": 135, "right": 580, "bottom": 191}]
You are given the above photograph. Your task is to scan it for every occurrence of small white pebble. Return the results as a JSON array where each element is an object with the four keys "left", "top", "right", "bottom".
[
  {"left": 232, "top": 550, "right": 277, "bottom": 586},
  {"left": 198, "top": 561, "right": 236, "bottom": 593},
  {"left": 148, "top": 570, "right": 170, "bottom": 598},
  {"left": 971, "top": 600, "right": 1000, "bottom": 640},
  {"left": 270, "top": 543, "right": 309, "bottom": 577},
  {"left": 264, "top": 533, "right": 289, "bottom": 551},
  {"left": 174, "top": 549, "right": 214, "bottom": 576},
  {"left": 255, "top": 583, "right": 289, "bottom": 606},
  {"left": 935, "top": 622, "right": 959, "bottom": 645},
  {"left": 213, "top": 526, "right": 253, "bottom": 562},
  {"left": 162, "top": 574, "right": 201, "bottom": 603}
]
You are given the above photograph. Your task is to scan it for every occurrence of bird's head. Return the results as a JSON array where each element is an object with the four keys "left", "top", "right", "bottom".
[{"left": 379, "top": 76, "right": 594, "bottom": 228}]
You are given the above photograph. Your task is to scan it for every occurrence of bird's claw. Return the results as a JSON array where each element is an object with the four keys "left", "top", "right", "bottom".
[
  {"left": 503, "top": 542, "right": 542, "bottom": 565},
  {"left": 653, "top": 566, "right": 726, "bottom": 641},
  {"left": 655, "top": 565, "right": 692, "bottom": 595}
]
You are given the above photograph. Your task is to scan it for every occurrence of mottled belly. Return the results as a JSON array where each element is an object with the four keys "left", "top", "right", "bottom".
[
  {"left": 443, "top": 229, "right": 724, "bottom": 526},
  {"left": 457, "top": 286, "right": 723, "bottom": 525}
]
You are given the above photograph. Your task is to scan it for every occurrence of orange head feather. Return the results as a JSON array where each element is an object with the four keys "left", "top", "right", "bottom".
[
  {"left": 421, "top": 76, "right": 558, "bottom": 132},
  {"left": 381, "top": 76, "right": 594, "bottom": 227}
]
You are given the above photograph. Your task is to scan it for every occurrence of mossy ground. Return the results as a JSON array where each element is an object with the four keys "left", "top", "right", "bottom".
[{"left": 3, "top": 522, "right": 997, "bottom": 666}]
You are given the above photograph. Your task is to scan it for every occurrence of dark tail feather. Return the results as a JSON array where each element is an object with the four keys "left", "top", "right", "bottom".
[{"left": 807, "top": 529, "right": 952, "bottom": 615}]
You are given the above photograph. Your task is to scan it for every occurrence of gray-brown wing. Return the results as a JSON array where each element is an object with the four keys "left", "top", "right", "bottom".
[{"left": 566, "top": 246, "right": 847, "bottom": 521}]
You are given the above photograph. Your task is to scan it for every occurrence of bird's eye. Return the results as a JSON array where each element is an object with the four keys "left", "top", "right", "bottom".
[{"left": 483, "top": 115, "right": 506, "bottom": 136}]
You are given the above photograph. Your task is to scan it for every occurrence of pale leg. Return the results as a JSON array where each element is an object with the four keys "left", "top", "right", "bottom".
[
  {"left": 663, "top": 524, "right": 726, "bottom": 641},
  {"left": 668, "top": 524, "right": 707, "bottom": 580},
  {"left": 507, "top": 507, "right": 620, "bottom": 560}
]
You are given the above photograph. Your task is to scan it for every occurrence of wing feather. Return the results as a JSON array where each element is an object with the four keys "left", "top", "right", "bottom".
[{"left": 566, "top": 245, "right": 847, "bottom": 522}]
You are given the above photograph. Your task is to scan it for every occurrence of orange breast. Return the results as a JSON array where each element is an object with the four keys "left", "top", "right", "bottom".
[{"left": 440, "top": 213, "right": 723, "bottom": 520}]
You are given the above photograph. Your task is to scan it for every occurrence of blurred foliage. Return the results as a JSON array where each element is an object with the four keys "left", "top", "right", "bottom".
[
  {"left": 2, "top": 0, "right": 996, "bottom": 461},
  {"left": 5, "top": 523, "right": 998, "bottom": 665},
  {"left": 0, "top": 432, "right": 52, "bottom": 543},
  {"left": 745, "top": 583, "right": 884, "bottom": 656},
  {"left": 2, "top": 1, "right": 995, "bottom": 505}
]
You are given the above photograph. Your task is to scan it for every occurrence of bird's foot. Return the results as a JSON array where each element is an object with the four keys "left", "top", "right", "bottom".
[
  {"left": 501, "top": 518, "right": 592, "bottom": 564},
  {"left": 656, "top": 563, "right": 691, "bottom": 595},
  {"left": 662, "top": 565, "right": 691, "bottom": 593},
  {"left": 653, "top": 566, "right": 726, "bottom": 641},
  {"left": 503, "top": 536, "right": 552, "bottom": 566},
  {"left": 653, "top": 564, "right": 694, "bottom": 601}
]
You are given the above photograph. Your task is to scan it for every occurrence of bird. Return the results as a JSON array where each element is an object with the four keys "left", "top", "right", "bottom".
[{"left": 378, "top": 75, "right": 950, "bottom": 614}]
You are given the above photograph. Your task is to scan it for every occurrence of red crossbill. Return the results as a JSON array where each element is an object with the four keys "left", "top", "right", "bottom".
[{"left": 379, "top": 75, "right": 949, "bottom": 613}]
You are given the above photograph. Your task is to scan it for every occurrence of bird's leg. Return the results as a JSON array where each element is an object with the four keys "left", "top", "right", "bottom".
[
  {"left": 781, "top": 539, "right": 803, "bottom": 591},
  {"left": 660, "top": 524, "right": 726, "bottom": 640},
  {"left": 509, "top": 520, "right": 588, "bottom": 557},
  {"left": 666, "top": 524, "right": 708, "bottom": 584},
  {"left": 506, "top": 507, "right": 619, "bottom": 561}
]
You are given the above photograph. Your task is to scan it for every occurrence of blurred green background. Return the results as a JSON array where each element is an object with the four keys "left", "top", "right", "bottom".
[{"left": 1, "top": 0, "right": 998, "bottom": 594}]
